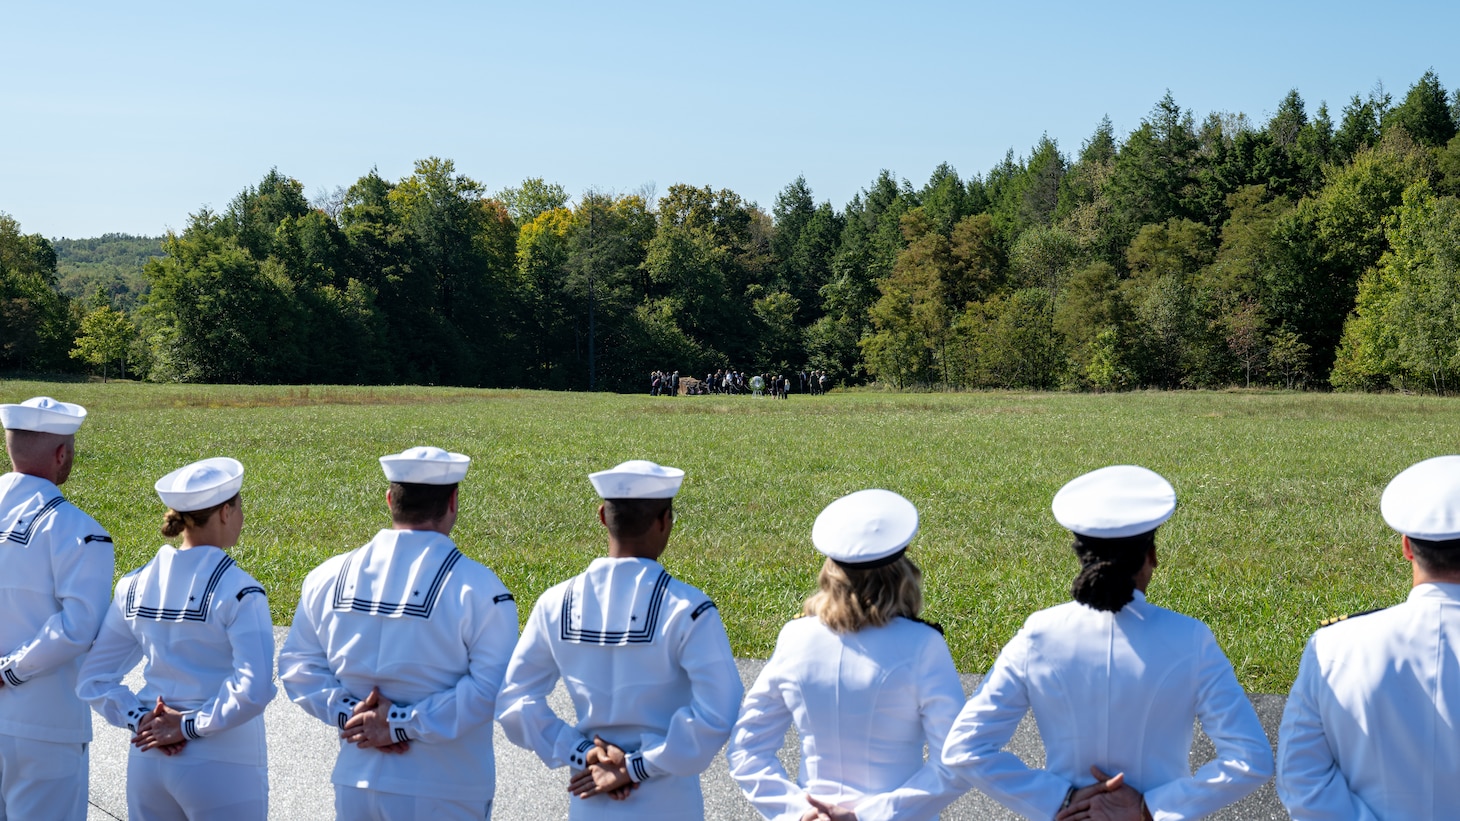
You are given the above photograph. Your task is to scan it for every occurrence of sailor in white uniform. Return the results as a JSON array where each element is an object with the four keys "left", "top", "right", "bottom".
[
  {"left": 0, "top": 396, "right": 114, "bottom": 821},
  {"left": 1277, "top": 455, "right": 1460, "bottom": 820},
  {"left": 496, "top": 460, "right": 743, "bottom": 820},
  {"left": 727, "top": 489, "right": 966, "bottom": 821},
  {"left": 942, "top": 465, "right": 1273, "bottom": 821},
  {"left": 278, "top": 446, "right": 518, "bottom": 820},
  {"left": 77, "top": 457, "right": 275, "bottom": 820}
]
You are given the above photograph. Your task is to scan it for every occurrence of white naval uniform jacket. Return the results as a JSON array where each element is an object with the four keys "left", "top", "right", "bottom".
[
  {"left": 0, "top": 472, "right": 115, "bottom": 744},
  {"left": 277, "top": 528, "right": 518, "bottom": 803},
  {"left": 1277, "top": 582, "right": 1460, "bottom": 820},
  {"left": 76, "top": 544, "right": 276, "bottom": 765},
  {"left": 496, "top": 556, "right": 743, "bottom": 820},
  {"left": 727, "top": 615, "right": 967, "bottom": 821},
  {"left": 942, "top": 591, "right": 1273, "bottom": 821}
]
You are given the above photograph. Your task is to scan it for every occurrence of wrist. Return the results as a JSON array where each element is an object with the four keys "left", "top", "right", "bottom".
[
  {"left": 625, "top": 750, "right": 651, "bottom": 783},
  {"left": 181, "top": 711, "right": 204, "bottom": 741},
  {"left": 384, "top": 704, "right": 413, "bottom": 744}
]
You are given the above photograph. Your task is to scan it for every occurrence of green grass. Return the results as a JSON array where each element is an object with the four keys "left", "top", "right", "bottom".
[{"left": 4, "top": 379, "right": 1453, "bottom": 692}]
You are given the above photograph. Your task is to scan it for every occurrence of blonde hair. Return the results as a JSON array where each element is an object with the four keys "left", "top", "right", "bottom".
[
  {"left": 802, "top": 555, "right": 923, "bottom": 633},
  {"left": 160, "top": 494, "right": 238, "bottom": 538}
]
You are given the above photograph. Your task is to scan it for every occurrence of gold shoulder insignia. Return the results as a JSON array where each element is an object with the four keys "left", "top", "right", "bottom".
[{"left": 1319, "top": 607, "right": 1384, "bottom": 628}]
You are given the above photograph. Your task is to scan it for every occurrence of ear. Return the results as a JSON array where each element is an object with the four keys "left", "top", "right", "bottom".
[
  {"left": 597, "top": 503, "right": 607, "bottom": 527},
  {"left": 385, "top": 489, "right": 394, "bottom": 509},
  {"left": 1147, "top": 544, "right": 1158, "bottom": 570},
  {"left": 448, "top": 487, "right": 459, "bottom": 514},
  {"left": 1402, "top": 534, "right": 1416, "bottom": 563}
]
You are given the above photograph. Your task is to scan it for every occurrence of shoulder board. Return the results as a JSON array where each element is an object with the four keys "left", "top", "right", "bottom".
[
  {"left": 911, "top": 617, "right": 945, "bottom": 635},
  {"left": 493, "top": 593, "right": 514, "bottom": 604},
  {"left": 691, "top": 600, "right": 717, "bottom": 621},
  {"left": 84, "top": 534, "right": 113, "bottom": 544},
  {"left": 236, "top": 586, "right": 266, "bottom": 601},
  {"left": 1319, "top": 607, "right": 1386, "bottom": 628}
]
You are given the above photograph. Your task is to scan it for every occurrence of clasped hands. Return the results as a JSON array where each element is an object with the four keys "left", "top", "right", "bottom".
[
  {"left": 567, "top": 736, "right": 638, "bottom": 801},
  {"left": 341, "top": 686, "right": 411, "bottom": 754},
  {"left": 1054, "top": 766, "right": 1151, "bottom": 821},
  {"left": 131, "top": 696, "right": 187, "bottom": 756}
]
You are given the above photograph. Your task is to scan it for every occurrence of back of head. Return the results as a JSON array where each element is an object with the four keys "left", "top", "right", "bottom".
[
  {"left": 1407, "top": 537, "right": 1460, "bottom": 576},
  {"left": 804, "top": 555, "right": 923, "bottom": 633},
  {"left": 4, "top": 429, "right": 73, "bottom": 481},
  {"left": 1070, "top": 531, "right": 1153, "bottom": 612},
  {"left": 1382, "top": 456, "right": 1460, "bottom": 580},
  {"left": 389, "top": 481, "right": 457, "bottom": 526},
  {"left": 602, "top": 497, "right": 672, "bottom": 540}
]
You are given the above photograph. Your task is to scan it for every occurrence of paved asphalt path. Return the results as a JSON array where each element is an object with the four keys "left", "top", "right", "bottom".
[{"left": 87, "top": 627, "right": 1290, "bottom": 819}]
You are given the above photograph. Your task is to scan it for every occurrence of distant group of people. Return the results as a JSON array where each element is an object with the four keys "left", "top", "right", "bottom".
[
  {"left": 648, "top": 368, "right": 834, "bottom": 398},
  {"left": 3, "top": 392, "right": 1458, "bottom": 821},
  {"left": 649, "top": 370, "right": 680, "bottom": 396}
]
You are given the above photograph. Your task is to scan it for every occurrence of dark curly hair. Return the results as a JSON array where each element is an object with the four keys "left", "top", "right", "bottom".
[{"left": 1070, "top": 530, "right": 1156, "bottom": 612}]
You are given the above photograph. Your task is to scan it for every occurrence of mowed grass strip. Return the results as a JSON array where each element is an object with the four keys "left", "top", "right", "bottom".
[{"left": 5, "top": 379, "right": 1454, "bottom": 692}]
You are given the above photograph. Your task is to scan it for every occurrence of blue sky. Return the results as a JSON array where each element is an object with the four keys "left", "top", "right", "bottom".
[{"left": 3, "top": 0, "right": 1457, "bottom": 239}]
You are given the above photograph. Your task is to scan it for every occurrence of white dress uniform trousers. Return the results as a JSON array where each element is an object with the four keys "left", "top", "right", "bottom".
[
  {"left": 277, "top": 528, "right": 518, "bottom": 818},
  {"left": 496, "top": 556, "right": 744, "bottom": 820},
  {"left": 77, "top": 544, "right": 276, "bottom": 820},
  {"left": 1277, "top": 582, "right": 1460, "bottom": 820},
  {"left": 0, "top": 472, "right": 114, "bottom": 821},
  {"left": 942, "top": 591, "right": 1273, "bottom": 821},
  {"left": 727, "top": 616, "right": 967, "bottom": 821}
]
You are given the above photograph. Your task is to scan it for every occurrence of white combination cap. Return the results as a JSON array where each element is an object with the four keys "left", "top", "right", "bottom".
[
  {"left": 812, "top": 489, "right": 919, "bottom": 568},
  {"left": 0, "top": 396, "right": 87, "bottom": 435},
  {"left": 1052, "top": 465, "right": 1177, "bottom": 539},
  {"left": 380, "top": 447, "right": 470, "bottom": 485},
  {"left": 155, "top": 457, "right": 244, "bottom": 512},
  {"left": 1381, "top": 455, "right": 1460, "bottom": 542},
  {"left": 589, "top": 460, "right": 684, "bottom": 499}
]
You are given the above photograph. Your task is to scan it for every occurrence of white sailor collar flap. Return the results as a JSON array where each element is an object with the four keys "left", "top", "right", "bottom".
[
  {"left": 123, "top": 545, "right": 237, "bottom": 623},
  {"left": 561, "top": 557, "right": 674, "bottom": 646},
  {"left": 331, "top": 529, "right": 462, "bottom": 619},
  {"left": 0, "top": 474, "right": 68, "bottom": 546}
]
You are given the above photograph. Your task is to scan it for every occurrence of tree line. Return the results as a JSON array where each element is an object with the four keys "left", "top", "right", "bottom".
[{"left": 6, "top": 71, "right": 1460, "bottom": 393}]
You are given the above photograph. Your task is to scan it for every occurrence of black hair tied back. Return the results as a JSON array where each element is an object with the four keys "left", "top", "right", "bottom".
[{"left": 1070, "top": 531, "right": 1154, "bottom": 612}]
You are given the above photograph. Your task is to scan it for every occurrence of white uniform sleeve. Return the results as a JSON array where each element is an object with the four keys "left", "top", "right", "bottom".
[
  {"left": 1142, "top": 627, "right": 1273, "bottom": 820},
  {"left": 278, "top": 581, "right": 363, "bottom": 731},
  {"left": 185, "top": 588, "right": 277, "bottom": 740},
  {"left": 385, "top": 593, "right": 518, "bottom": 744},
  {"left": 0, "top": 512, "right": 113, "bottom": 686},
  {"left": 941, "top": 629, "right": 1073, "bottom": 821},
  {"left": 627, "top": 604, "right": 744, "bottom": 782},
  {"left": 496, "top": 598, "right": 592, "bottom": 769},
  {"left": 1277, "top": 639, "right": 1379, "bottom": 821},
  {"left": 853, "top": 630, "right": 968, "bottom": 821},
  {"left": 75, "top": 596, "right": 147, "bottom": 731},
  {"left": 726, "top": 637, "right": 806, "bottom": 821}
]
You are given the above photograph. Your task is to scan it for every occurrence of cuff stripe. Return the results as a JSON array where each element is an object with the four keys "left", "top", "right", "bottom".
[
  {"left": 394, "top": 728, "right": 408, "bottom": 743},
  {"left": 629, "top": 753, "right": 649, "bottom": 782},
  {"left": 3, "top": 669, "right": 22, "bottom": 686},
  {"left": 182, "top": 715, "right": 201, "bottom": 740}
]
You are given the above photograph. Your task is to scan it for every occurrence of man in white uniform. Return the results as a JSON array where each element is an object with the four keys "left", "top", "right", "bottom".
[
  {"left": 278, "top": 446, "right": 518, "bottom": 820},
  {"left": 1277, "top": 455, "right": 1460, "bottom": 820},
  {"left": 496, "top": 460, "right": 743, "bottom": 819},
  {"left": 942, "top": 465, "right": 1272, "bottom": 821},
  {"left": 0, "top": 396, "right": 115, "bottom": 821}
]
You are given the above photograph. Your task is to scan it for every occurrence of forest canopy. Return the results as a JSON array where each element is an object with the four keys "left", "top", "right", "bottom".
[{"left": 8, "top": 71, "right": 1460, "bottom": 393}]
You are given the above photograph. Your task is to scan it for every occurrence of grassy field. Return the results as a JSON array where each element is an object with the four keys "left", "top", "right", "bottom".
[{"left": 3, "top": 379, "right": 1455, "bottom": 692}]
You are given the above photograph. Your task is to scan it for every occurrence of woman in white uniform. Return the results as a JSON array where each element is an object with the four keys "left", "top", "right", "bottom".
[
  {"left": 727, "top": 489, "right": 966, "bottom": 821},
  {"left": 940, "top": 465, "right": 1272, "bottom": 821},
  {"left": 77, "top": 457, "right": 276, "bottom": 820}
]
